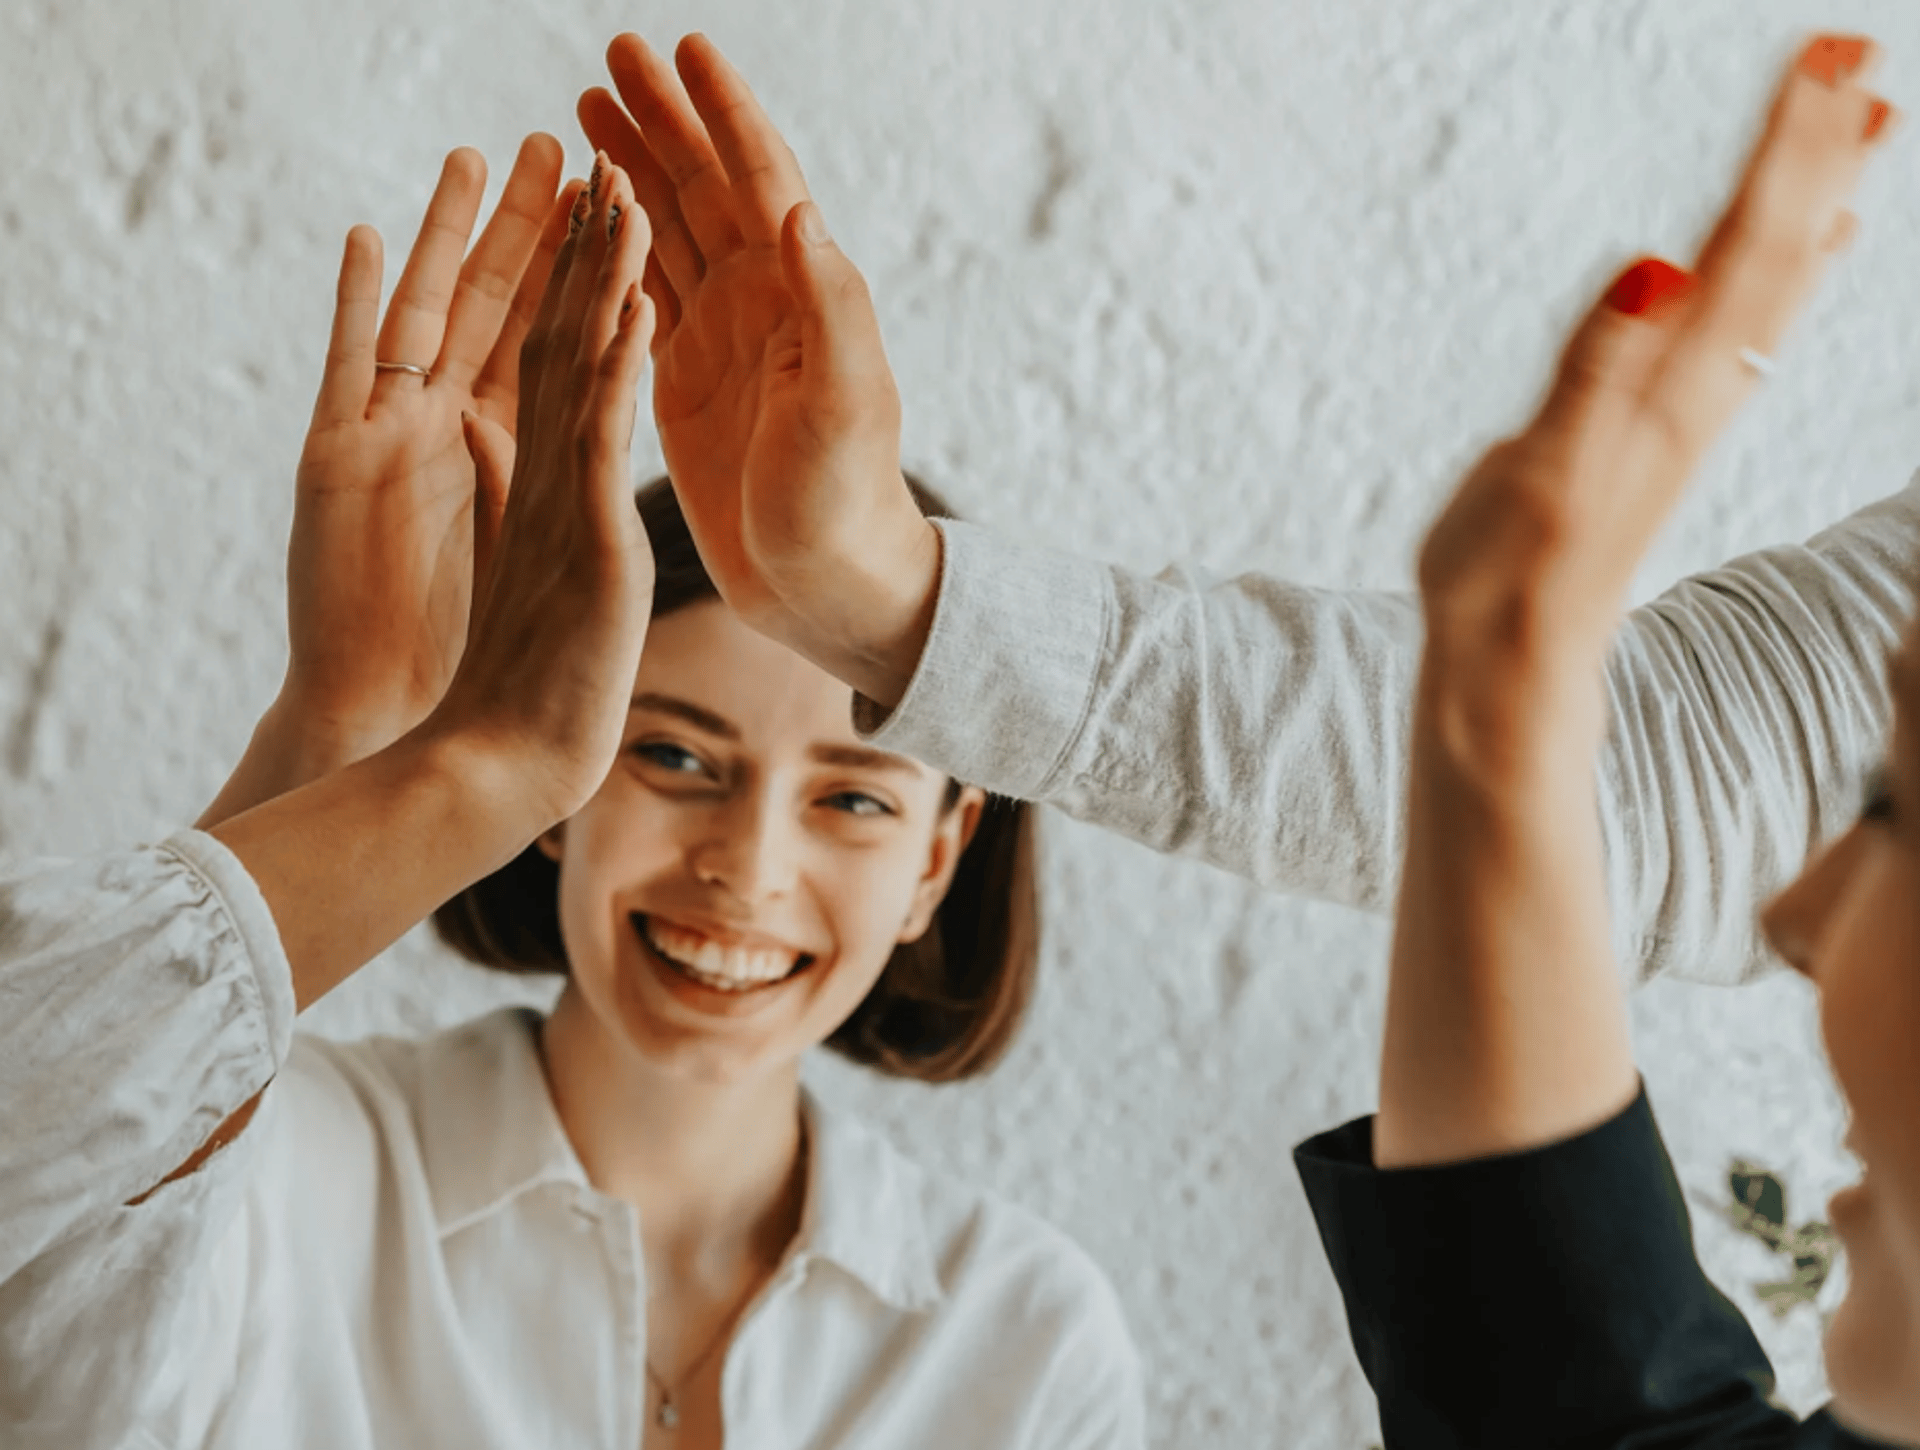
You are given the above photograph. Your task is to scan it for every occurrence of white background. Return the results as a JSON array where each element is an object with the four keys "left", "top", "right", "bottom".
[{"left": 4, "top": 1, "right": 1918, "bottom": 1442}]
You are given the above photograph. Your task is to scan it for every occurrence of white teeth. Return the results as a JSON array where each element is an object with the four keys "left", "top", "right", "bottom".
[{"left": 642, "top": 917, "right": 803, "bottom": 991}]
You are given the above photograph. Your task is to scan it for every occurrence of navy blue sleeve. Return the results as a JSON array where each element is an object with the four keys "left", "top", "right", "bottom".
[{"left": 1292, "top": 1088, "right": 1889, "bottom": 1448}]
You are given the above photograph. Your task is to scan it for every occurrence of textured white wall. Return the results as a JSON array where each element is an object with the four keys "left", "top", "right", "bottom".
[{"left": 4, "top": 0, "right": 1919, "bottom": 1443}]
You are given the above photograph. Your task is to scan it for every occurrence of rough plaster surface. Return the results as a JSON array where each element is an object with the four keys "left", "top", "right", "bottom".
[{"left": 4, "top": 1, "right": 1919, "bottom": 1443}]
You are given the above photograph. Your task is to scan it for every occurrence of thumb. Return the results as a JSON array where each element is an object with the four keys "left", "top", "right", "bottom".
[
  {"left": 462, "top": 410, "right": 515, "bottom": 629},
  {"left": 779, "top": 202, "right": 894, "bottom": 406},
  {"left": 1528, "top": 256, "right": 1696, "bottom": 451}
]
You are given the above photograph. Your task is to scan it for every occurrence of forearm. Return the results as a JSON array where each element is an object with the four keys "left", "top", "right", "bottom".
[
  {"left": 206, "top": 729, "right": 541, "bottom": 1010},
  {"left": 870, "top": 478, "right": 1918, "bottom": 983},
  {"left": 858, "top": 520, "right": 1424, "bottom": 907},
  {"left": 1374, "top": 665, "right": 1637, "bottom": 1169}
]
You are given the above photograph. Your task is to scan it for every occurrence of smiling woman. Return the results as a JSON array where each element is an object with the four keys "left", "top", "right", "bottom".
[
  {"left": 419, "top": 475, "right": 1137, "bottom": 1447},
  {"left": 436, "top": 475, "right": 1038, "bottom": 1086}
]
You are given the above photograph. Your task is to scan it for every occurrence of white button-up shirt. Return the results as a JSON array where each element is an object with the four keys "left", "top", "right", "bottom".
[{"left": 0, "top": 832, "right": 1144, "bottom": 1450}]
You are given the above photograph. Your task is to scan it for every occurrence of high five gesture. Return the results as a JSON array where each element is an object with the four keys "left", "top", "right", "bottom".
[{"left": 580, "top": 34, "right": 940, "bottom": 710}]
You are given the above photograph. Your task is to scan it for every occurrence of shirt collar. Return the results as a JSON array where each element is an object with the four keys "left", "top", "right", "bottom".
[
  {"left": 415, "top": 1007, "right": 589, "bottom": 1239},
  {"left": 793, "top": 1087, "right": 946, "bottom": 1314},
  {"left": 413, "top": 1009, "right": 945, "bottom": 1314}
]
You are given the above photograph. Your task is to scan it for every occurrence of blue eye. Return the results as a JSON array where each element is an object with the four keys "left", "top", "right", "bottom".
[
  {"left": 825, "top": 791, "right": 893, "bottom": 818},
  {"left": 631, "top": 741, "right": 705, "bottom": 776}
]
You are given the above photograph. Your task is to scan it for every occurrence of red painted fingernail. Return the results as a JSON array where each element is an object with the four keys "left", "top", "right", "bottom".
[
  {"left": 1865, "top": 98, "right": 1894, "bottom": 141},
  {"left": 1604, "top": 257, "right": 1696, "bottom": 318},
  {"left": 1799, "top": 35, "right": 1869, "bottom": 89}
]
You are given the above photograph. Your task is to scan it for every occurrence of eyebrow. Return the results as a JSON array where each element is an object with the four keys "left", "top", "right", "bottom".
[
  {"left": 629, "top": 693, "right": 923, "bottom": 777},
  {"left": 629, "top": 693, "right": 739, "bottom": 741},
  {"left": 807, "top": 743, "right": 923, "bottom": 778}
]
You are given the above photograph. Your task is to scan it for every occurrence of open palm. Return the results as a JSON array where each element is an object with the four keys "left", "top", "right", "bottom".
[
  {"left": 645, "top": 243, "right": 802, "bottom": 623},
  {"left": 286, "top": 136, "right": 577, "bottom": 750},
  {"left": 580, "top": 33, "right": 913, "bottom": 655}
]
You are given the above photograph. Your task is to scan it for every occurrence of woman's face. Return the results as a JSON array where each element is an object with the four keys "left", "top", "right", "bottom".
[
  {"left": 542, "top": 599, "right": 983, "bottom": 1085},
  {"left": 1761, "top": 632, "right": 1920, "bottom": 1444}
]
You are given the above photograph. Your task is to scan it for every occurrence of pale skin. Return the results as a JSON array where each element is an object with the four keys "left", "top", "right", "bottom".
[{"left": 591, "top": 25, "right": 1916, "bottom": 1440}]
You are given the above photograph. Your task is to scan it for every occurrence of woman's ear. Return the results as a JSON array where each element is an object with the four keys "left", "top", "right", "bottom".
[
  {"left": 897, "top": 785, "right": 987, "bottom": 944},
  {"left": 534, "top": 822, "right": 567, "bottom": 863}
]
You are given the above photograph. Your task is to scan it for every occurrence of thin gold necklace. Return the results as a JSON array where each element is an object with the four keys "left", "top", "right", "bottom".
[
  {"left": 646, "top": 1128, "right": 811, "bottom": 1431},
  {"left": 645, "top": 1315, "right": 738, "bottom": 1431}
]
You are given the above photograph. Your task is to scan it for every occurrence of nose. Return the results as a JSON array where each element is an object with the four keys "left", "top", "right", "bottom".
[
  {"left": 689, "top": 786, "right": 800, "bottom": 906},
  {"left": 1760, "top": 825, "right": 1863, "bottom": 980}
]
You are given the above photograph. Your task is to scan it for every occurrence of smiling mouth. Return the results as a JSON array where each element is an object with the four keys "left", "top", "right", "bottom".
[{"left": 632, "top": 914, "right": 815, "bottom": 994}]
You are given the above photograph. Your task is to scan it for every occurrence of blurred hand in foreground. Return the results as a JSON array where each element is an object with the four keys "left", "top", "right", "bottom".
[{"left": 1377, "top": 35, "right": 1894, "bottom": 1170}]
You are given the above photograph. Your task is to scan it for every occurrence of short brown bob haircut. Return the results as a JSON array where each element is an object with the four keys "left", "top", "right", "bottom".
[{"left": 434, "top": 474, "right": 1038, "bottom": 1082}]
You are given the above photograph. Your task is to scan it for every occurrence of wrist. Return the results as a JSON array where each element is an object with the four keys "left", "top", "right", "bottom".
[
  {"left": 1413, "top": 643, "right": 1606, "bottom": 799},
  {"left": 401, "top": 712, "right": 584, "bottom": 844},
  {"left": 262, "top": 685, "right": 420, "bottom": 781},
  {"left": 208, "top": 722, "right": 561, "bottom": 1010},
  {"left": 808, "top": 509, "right": 941, "bottom": 711},
  {"left": 195, "top": 693, "right": 395, "bottom": 832}
]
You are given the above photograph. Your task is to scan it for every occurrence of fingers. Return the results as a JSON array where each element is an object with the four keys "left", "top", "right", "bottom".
[
  {"left": 434, "top": 133, "right": 565, "bottom": 391},
  {"left": 474, "top": 178, "right": 584, "bottom": 407},
  {"left": 675, "top": 33, "right": 813, "bottom": 250},
  {"left": 1529, "top": 258, "right": 1696, "bottom": 459},
  {"left": 540, "top": 159, "right": 622, "bottom": 427},
  {"left": 604, "top": 32, "right": 745, "bottom": 264},
  {"left": 1651, "top": 35, "right": 1892, "bottom": 463},
  {"left": 374, "top": 147, "right": 489, "bottom": 391},
  {"left": 779, "top": 201, "right": 897, "bottom": 416},
  {"left": 1521, "top": 32, "right": 1890, "bottom": 502},
  {"left": 462, "top": 410, "right": 515, "bottom": 626},
  {"left": 583, "top": 282, "right": 657, "bottom": 528},
  {"left": 582, "top": 173, "right": 649, "bottom": 358},
  {"left": 310, "top": 225, "right": 384, "bottom": 429},
  {"left": 511, "top": 174, "right": 597, "bottom": 452},
  {"left": 579, "top": 85, "right": 704, "bottom": 307}
]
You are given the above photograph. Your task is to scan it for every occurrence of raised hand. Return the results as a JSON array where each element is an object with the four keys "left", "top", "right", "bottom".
[
  {"left": 286, "top": 135, "right": 576, "bottom": 755},
  {"left": 578, "top": 34, "right": 939, "bottom": 708},
  {"left": 199, "top": 137, "right": 579, "bottom": 831},
  {"left": 424, "top": 158, "right": 658, "bottom": 822},
  {"left": 182, "top": 163, "right": 653, "bottom": 1159},
  {"left": 1376, "top": 36, "right": 1895, "bottom": 1170}
]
